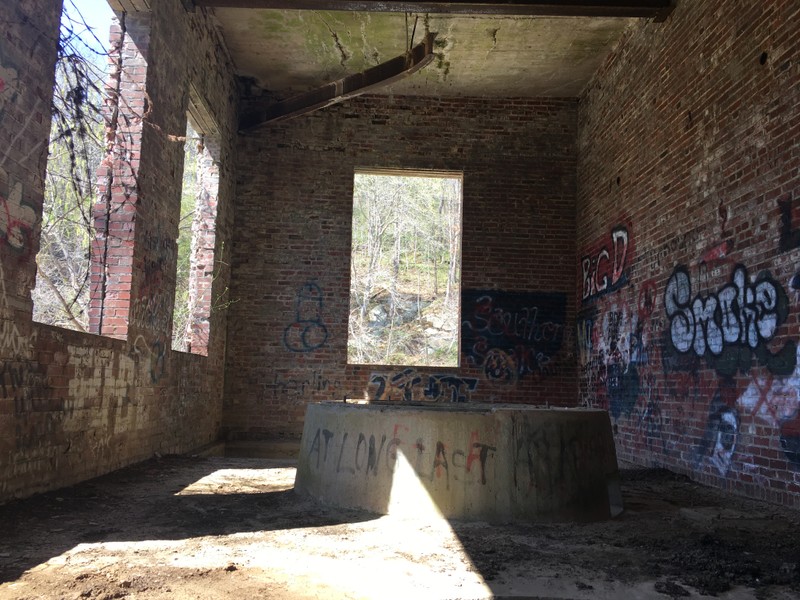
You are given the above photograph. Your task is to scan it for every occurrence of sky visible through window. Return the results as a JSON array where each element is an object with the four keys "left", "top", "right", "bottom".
[
  {"left": 30, "top": 0, "right": 115, "bottom": 331},
  {"left": 63, "top": 0, "right": 115, "bottom": 54}
]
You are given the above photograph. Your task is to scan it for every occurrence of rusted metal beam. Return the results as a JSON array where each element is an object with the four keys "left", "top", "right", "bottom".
[
  {"left": 195, "top": 0, "right": 675, "bottom": 19},
  {"left": 239, "top": 32, "right": 437, "bottom": 132}
]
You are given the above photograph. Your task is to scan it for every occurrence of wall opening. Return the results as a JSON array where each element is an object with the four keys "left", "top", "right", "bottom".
[
  {"left": 171, "top": 99, "right": 220, "bottom": 355},
  {"left": 348, "top": 169, "right": 462, "bottom": 367},
  {"left": 32, "top": 0, "right": 114, "bottom": 332}
]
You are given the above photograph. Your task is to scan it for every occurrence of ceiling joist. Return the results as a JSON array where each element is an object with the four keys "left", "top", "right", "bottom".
[
  {"left": 194, "top": 0, "right": 675, "bottom": 20},
  {"left": 239, "top": 32, "right": 437, "bottom": 132}
]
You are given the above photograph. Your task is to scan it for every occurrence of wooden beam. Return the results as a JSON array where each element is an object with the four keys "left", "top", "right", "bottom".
[
  {"left": 239, "top": 32, "right": 437, "bottom": 132},
  {"left": 195, "top": 0, "right": 675, "bottom": 19}
]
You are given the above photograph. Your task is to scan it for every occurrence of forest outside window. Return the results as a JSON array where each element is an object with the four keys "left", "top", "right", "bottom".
[
  {"left": 348, "top": 169, "right": 463, "bottom": 367},
  {"left": 32, "top": 0, "right": 114, "bottom": 333},
  {"left": 171, "top": 100, "right": 220, "bottom": 356}
]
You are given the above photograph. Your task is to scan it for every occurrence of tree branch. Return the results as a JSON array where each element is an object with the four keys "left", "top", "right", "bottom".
[{"left": 35, "top": 261, "right": 87, "bottom": 332}]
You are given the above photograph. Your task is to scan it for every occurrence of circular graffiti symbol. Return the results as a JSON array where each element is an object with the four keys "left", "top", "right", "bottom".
[
  {"left": 484, "top": 349, "right": 516, "bottom": 384},
  {"left": 283, "top": 321, "right": 328, "bottom": 352},
  {"left": 283, "top": 282, "right": 328, "bottom": 352}
]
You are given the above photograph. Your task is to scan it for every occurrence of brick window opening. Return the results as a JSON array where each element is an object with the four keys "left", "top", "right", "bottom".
[
  {"left": 32, "top": 0, "right": 114, "bottom": 332},
  {"left": 348, "top": 169, "right": 462, "bottom": 367},
  {"left": 171, "top": 101, "right": 220, "bottom": 356}
]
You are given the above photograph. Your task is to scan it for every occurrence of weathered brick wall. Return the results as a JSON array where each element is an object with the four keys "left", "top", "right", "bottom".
[
  {"left": 0, "top": 0, "right": 238, "bottom": 502},
  {"left": 224, "top": 95, "right": 578, "bottom": 439},
  {"left": 577, "top": 1, "right": 800, "bottom": 506}
]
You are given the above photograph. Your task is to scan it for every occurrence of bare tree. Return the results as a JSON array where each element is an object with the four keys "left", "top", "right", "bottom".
[
  {"left": 32, "top": 2, "right": 111, "bottom": 331},
  {"left": 348, "top": 173, "right": 462, "bottom": 366}
]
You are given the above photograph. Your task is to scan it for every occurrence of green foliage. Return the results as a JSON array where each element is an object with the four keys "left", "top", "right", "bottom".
[
  {"left": 171, "top": 120, "right": 200, "bottom": 352},
  {"left": 32, "top": 5, "right": 108, "bottom": 331},
  {"left": 348, "top": 172, "right": 462, "bottom": 366}
]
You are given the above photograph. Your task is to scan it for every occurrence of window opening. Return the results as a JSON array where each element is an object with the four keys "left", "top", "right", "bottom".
[
  {"left": 32, "top": 0, "right": 114, "bottom": 331},
  {"left": 348, "top": 169, "right": 462, "bottom": 367},
  {"left": 171, "top": 102, "right": 220, "bottom": 355}
]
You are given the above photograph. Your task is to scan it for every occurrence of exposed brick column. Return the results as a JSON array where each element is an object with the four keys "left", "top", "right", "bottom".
[
  {"left": 88, "top": 13, "right": 149, "bottom": 339},
  {"left": 185, "top": 136, "right": 220, "bottom": 355}
]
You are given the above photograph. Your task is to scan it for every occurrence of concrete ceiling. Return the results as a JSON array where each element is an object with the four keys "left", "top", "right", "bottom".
[{"left": 212, "top": 9, "right": 636, "bottom": 98}]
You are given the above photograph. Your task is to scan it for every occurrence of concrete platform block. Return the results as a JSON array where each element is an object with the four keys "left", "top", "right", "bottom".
[{"left": 295, "top": 402, "right": 622, "bottom": 522}]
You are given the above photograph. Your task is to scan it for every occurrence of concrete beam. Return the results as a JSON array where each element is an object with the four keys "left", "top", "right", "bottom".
[
  {"left": 106, "top": 0, "right": 151, "bottom": 12},
  {"left": 239, "top": 32, "right": 437, "bottom": 132},
  {"left": 195, "top": 0, "right": 675, "bottom": 19}
]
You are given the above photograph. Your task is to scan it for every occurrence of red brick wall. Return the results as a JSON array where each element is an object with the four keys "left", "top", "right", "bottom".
[
  {"left": 0, "top": 0, "right": 238, "bottom": 502},
  {"left": 224, "top": 95, "right": 578, "bottom": 439},
  {"left": 577, "top": 0, "right": 800, "bottom": 506}
]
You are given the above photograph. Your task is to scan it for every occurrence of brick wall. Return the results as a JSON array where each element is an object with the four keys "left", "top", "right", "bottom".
[
  {"left": 0, "top": 0, "right": 238, "bottom": 502},
  {"left": 577, "top": 1, "right": 800, "bottom": 506},
  {"left": 224, "top": 95, "right": 578, "bottom": 439}
]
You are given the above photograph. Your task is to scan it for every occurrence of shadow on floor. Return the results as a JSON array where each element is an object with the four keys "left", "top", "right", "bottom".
[
  {"left": 0, "top": 456, "right": 376, "bottom": 584},
  {"left": 1, "top": 457, "right": 800, "bottom": 598}
]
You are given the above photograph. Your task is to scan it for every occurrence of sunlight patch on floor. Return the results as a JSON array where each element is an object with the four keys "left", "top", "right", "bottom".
[
  {"left": 15, "top": 460, "right": 491, "bottom": 600},
  {"left": 174, "top": 465, "right": 296, "bottom": 495}
]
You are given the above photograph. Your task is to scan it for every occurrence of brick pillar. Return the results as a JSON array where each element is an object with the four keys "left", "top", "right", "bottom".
[
  {"left": 185, "top": 136, "right": 219, "bottom": 355},
  {"left": 88, "top": 13, "right": 149, "bottom": 338}
]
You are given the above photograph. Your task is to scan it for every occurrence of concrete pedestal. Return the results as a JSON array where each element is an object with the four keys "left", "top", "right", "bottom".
[{"left": 295, "top": 403, "right": 622, "bottom": 522}]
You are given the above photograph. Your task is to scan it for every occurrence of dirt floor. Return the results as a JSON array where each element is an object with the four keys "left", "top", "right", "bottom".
[{"left": 1, "top": 456, "right": 799, "bottom": 600}]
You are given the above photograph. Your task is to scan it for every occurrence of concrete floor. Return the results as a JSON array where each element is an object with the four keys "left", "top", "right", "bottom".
[{"left": 0, "top": 455, "right": 799, "bottom": 599}]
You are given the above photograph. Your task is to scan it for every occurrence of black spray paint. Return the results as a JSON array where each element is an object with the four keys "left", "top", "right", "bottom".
[{"left": 665, "top": 265, "right": 796, "bottom": 376}]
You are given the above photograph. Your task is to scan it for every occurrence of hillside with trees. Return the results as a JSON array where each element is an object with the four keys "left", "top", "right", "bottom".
[{"left": 348, "top": 172, "right": 462, "bottom": 366}]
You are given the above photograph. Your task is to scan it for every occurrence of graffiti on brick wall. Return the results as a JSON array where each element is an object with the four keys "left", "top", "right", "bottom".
[
  {"left": 461, "top": 290, "right": 565, "bottom": 382},
  {"left": 0, "top": 46, "right": 45, "bottom": 170},
  {"left": 130, "top": 293, "right": 171, "bottom": 332},
  {"left": 693, "top": 389, "right": 739, "bottom": 475},
  {"left": 131, "top": 295, "right": 171, "bottom": 333},
  {"left": 306, "top": 423, "right": 496, "bottom": 488},
  {"left": 132, "top": 335, "right": 166, "bottom": 384},
  {"left": 578, "top": 224, "right": 638, "bottom": 417},
  {"left": 579, "top": 218, "right": 800, "bottom": 479},
  {"left": 0, "top": 169, "right": 35, "bottom": 257},
  {"left": 665, "top": 264, "right": 796, "bottom": 376},
  {"left": 0, "top": 260, "right": 34, "bottom": 358},
  {"left": 261, "top": 371, "right": 338, "bottom": 404},
  {"left": 579, "top": 264, "right": 702, "bottom": 463},
  {"left": 0, "top": 359, "right": 67, "bottom": 450},
  {"left": 636, "top": 394, "right": 667, "bottom": 454},
  {"left": 284, "top": 282, "right": 328, "bottom": 352},
  {"left": 68, "top": 344, "right": 127, "bottom": 392},
  {"left": 601, "top": 306, "right": 638, "bottom": 419},
  {"left": 781, "top": 415, "right": 800, "bottom": 466},
  {"left": 130, "top": 230, "right": 175, "bottom": 333},
  {"left": 636, "top": 233, "right": 691, "bottom": 278},
  {"left": 0, "top": 360, "right": 59, "bottom": 415},
  {"left": 368, "top": 368, "right": 478, "bottom": 403},
  {"left": 0, "top": 48, "right": 19, "bottom": 121},
  {"left": 581, "top": 224, "right": 631, "bottom": 305},
  {"left": 737, "top": 342, "right": 800, "bottom": 466},
  {"left": 778, "top": 192, "right": 800, "bottom": 253},
  {"left": 0, "top": 315, "right": 26, "bottom": 357},
  {"left": 578, "top": 292, "right": 655, "bottom": 421},
  {"left": 15, "top": 411, "right": 65, "bottom": 451}
]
